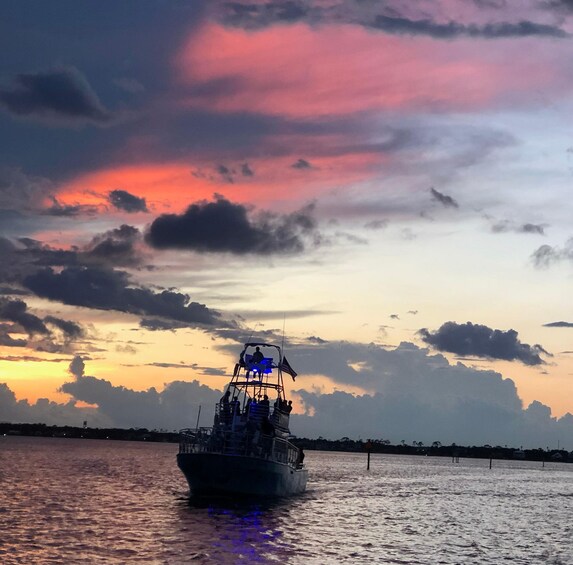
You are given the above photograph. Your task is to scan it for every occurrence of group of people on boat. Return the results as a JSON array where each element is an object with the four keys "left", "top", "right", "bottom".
[{"left": 218, "top": 389, "right": 292, "bottom": 428}]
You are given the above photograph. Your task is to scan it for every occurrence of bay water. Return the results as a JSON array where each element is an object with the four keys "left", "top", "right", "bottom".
[{"left": 1, "top": 436, "right": 571, "bottom": 564}]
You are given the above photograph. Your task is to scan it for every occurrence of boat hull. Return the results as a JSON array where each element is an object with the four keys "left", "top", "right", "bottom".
[{"left": 177, "top": 452, "right": 308, "bottom": 497}]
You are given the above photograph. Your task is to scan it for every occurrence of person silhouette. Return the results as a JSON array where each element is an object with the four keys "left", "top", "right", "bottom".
[{"left": 252, "top": 346, "right": 264, "bottom": 364}]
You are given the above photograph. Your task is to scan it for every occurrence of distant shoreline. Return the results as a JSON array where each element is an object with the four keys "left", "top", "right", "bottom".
[{"left": 1, "top": 422, "right": 570, "bottom": 463}]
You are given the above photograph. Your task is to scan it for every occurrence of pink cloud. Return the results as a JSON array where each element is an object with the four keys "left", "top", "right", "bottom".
[
  {"left": 177, "top": 22, "right": 567, "bottom": 117},
  {"left": 55, "top": 153, "right": 381, "bottom": 215}
]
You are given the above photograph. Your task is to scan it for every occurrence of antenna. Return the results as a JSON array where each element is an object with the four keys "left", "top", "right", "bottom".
[
  {"left": 281, "top": 313, "right": 286, "bottom": 355},
  {"left": 247, "top": 323, "right": 259, "bottom": 343}
]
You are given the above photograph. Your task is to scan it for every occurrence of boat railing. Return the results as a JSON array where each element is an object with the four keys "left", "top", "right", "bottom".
[{"left": 179, "top": 427, "right": 303, "bottom": 468}]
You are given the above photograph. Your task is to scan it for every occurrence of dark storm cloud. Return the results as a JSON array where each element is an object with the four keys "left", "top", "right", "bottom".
[
  {"left": 0, "top": 298, "right": 86, "bottom": 353},
  {"left": 0, "top": 67, "right": 113, "bottom": 126},
  {"left": 83, "top": 225, "right": 144, "bottom": 268},
  {"left": 543, "top": 321, "right": 573, "bottom": 328},
  {"left": 108, "top": 190, "right": 148, "bottom": 213},
  {"left": 220, "top": 1, "right": 312, "bottom": 28},
  {"left": 0, "top": 226, "right": 143, "bottom": 276},
  {"left": 145, "top": 197, "right": 320, "bottom": 255},
  {"left": 0, "top": 299, "right": 49, "bottom": 336},
  {"left": 23, "top": 266, "right": 223, "bottom": 328},
  {"left": 419, "top": 321, "right": 548, "bottom": 365},
  {"left": 430, "top": 187, "right": 459, "bottom": 209},
  {"left": 0, "top": 286, "right": 28, "bottom": 296},
  {"left": 44, "top": 316, "right": 84, "bottom": 338},
  {"left": 366, "top": 14, "right": 567, "bottom": 38},
  {"left": 0, "top": 328, "right": 27, "bottom": 347}
]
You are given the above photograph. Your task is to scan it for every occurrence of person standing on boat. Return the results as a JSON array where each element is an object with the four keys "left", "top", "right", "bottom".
[
  {"left": 260, "top": 394, "right": 270, "bottom": 418},
  {"left": 252, "top": 346, "right": 264, "bottom": 364},
  {"left": 220, "top": 389, "right": 231, "bottom": 425},
  {"left": 251, "top": 346, "right": 265, "bottom": 378}
]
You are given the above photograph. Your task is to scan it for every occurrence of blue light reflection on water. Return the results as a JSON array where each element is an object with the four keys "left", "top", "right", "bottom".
[{"left": 1, "top": 437, "right": 573, "bottom": 564}]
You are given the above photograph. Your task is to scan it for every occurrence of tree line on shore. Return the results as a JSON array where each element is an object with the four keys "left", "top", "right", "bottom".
[{"left": 1, "top": 423, "right": 570, "bottom": 463}]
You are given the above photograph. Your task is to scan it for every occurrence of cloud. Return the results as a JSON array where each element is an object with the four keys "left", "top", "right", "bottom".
[
  {"left": 180, "top": 22, "right": 565, "bottom": 119},
  {"left": 108, "top": 190, "right": 148, "bottom": 213},
  {"left": 0, "top": 298, "right": 86, "bottom": 353},
  {"left": 0, "top": 327, "right": 27, "bottom": 347},
  {"left": 44, "top": 316, "right": 84, "bottom": 339},
  {"left": 145, "top": 196, "right": 320, "bottom": 255},
  {"left": 364, "top": 219, "right": 388, "bottom": 230},
  {"left": 42, "top": 197, "right": 98, "bottom": 217},
  {"left": 0, "top": 298, "right": 49, "bottom": 336},
  {"left": 217, "top": 2, "right": 567, "bottom": 40},
  {"left": 140, "top": 318, "right": 189, "bottom": 331},
  {"left": 241, "top": 162, "right": 254, "bottom": 177},
  {"left": 366, "top": 14, "right": 568, "bottom": 39},
  {"left": 491, "top": 220, "right": 545, "bottom": 235},
  {"left": 216, "top": 164, "right": 235, "bottom": 183},
  {"left": 291, "top": 158, "right": 312, "bottom": 169},
  {"left": 60, "top": 356, "right": 222, "bottom": 430},
  {"left": 531, "top": 238, "right": 573, "bottom": 268},
  {"left": 220, "top": 1, "right": 312, "bottom": 29},
  {"left": 543, "top": 321, "right": 573, "bottom": 328},
  {"left": 3, "top": 343, "right": 573, "bottom": 446},
  {"left": 0, "top": 66, "right": 112, "bottom": 126},
  {"left": 23, "top": 266, "right": 224, "bottom": 328},
  {"left": 69, "top": 355, "right": 85, "bottom": 378},
  {"left": 113, "top": 77, "right": 145, "bottom": 94},
  {"left": 0, "top": 167, "right": 53, "bottom": 212},
  {"left": 0, "top": 225, "right": 144, "bottom": 278},
  {"left": 430, "top": 187, "right": 459, "bottom": 208},
  {"left": 83, "top": 225, "right": 144, "bottom": 268},
  {"left": 419, "top": 321, "right": 548, "bottom": 365},
  {"left": 0, "top": 381, "right": 110, "bottom": 427}
]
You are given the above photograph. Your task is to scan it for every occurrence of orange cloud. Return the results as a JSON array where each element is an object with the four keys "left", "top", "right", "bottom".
[
  {"left": 55, "top": 153, "right": 382, "bottom": 214},
  {"left": 177, "top": 23, "right": 562, "bottom": 117}
]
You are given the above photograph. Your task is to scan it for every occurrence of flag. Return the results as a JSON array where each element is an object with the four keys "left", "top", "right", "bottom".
[{"left": 280, "top": 356, "right": 297, "bottom": 380}]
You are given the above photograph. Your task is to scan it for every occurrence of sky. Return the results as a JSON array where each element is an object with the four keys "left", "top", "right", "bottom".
[{"left": 1, "top": 0, "right": 573, "bottom": 448}]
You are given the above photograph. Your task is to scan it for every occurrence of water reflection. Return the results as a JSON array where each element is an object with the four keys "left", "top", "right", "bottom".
[{"left": 178, "top": 496, "right": 297, "bottom": 563}]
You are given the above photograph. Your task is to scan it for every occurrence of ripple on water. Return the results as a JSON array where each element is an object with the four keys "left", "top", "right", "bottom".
[{"left": 1, "top": 439, "right": 573, "bottom": 564}]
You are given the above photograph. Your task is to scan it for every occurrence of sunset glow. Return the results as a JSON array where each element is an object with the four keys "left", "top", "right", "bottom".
[{"left": 1, "top": 0, "right": 572, "bottom": 447}]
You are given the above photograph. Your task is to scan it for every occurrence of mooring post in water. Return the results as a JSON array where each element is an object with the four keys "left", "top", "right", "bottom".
[
  {"left": 365, "top": 440, "right": 372, "bottom": 470},
  {"left": 489, "top": 457, "right": 492, "bottom": 469}
]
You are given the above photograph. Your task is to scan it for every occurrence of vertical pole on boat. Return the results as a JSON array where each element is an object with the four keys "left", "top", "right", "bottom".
[{"left": 195, "top": 405, "right": 201, "bottom": 431}]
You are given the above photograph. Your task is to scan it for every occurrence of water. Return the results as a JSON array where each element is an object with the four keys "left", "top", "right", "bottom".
[{"left": 1, "top": 437, "right": 571, "bottom": 564}]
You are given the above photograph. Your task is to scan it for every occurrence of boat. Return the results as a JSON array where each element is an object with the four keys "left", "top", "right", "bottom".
[{"left": 177, "top": 342, "right": 308, "bottom": 497}]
